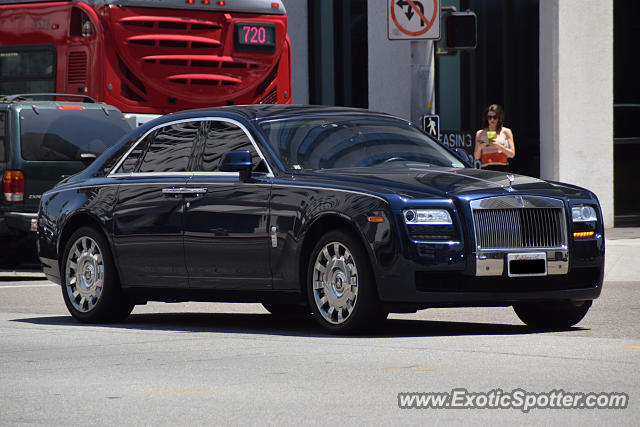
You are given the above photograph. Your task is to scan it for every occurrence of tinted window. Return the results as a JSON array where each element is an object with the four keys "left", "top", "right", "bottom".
[
  {"left": 117, "top": 134, "right": 150, "bottom": 174},
  {"left": 0, "top": 111, "right": 6, "bottom": 161},
  {"left": 197, "top": 120, "right": 260, "bottom": 172},
  {"left": 20, "top": 108, "right": 132, "bottom": 161},
  {"left": 0, "top": 47, "right": 56, "bottom": 93},
  {"left": 260, "top": 117, "right": 465, "bottom": 170},
  {"left": 138, "top": 121, "right": 200, "bottom": 173}
]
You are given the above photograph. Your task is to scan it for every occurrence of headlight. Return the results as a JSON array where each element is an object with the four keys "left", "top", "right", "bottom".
[
  {"left": 403, "top": 209, "right": 452, "bottom": 225},
  {"left": 572, "top": 205, "right": 597, "bottom": 222}
]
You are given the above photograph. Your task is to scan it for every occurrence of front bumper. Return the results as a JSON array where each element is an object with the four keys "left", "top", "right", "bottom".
[{"left": 374, "top": 235, "right": 604, "bottom": 307}]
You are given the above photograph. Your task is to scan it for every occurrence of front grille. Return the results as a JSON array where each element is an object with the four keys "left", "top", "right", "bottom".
[
  {"left": 471, "top": 196, "right": 567, "bottom": 250},
  {"left": 473, "top": 208, "right": 565, "bottom": 249}
]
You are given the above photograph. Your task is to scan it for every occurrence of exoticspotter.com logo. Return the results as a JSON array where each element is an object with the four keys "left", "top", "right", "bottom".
[{"left": 398, "top": 389, "right": 629, "bottom": 412}]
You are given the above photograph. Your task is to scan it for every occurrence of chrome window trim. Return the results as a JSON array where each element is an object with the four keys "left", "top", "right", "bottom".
[
  {"left": 109, "top": 171, "right": 241, "bottom": 178},
  {"left": 107, "top": 116, "right": 274, "bottom": 178},
  {"left": 43, "top": 181, "right": 389, "bottom": 205}
]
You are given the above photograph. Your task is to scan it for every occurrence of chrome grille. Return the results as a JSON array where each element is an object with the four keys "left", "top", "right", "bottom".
[{"left": 471, "top": 196, "right": 567, "bottom": 250}]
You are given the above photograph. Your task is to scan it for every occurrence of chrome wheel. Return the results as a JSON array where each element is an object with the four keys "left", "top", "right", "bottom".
[
  {"left": 312, "top": 241, "right": 358, "bottom": 324},
  {"left": 65, "top": 236, "right": 104, "bottom": 313}
]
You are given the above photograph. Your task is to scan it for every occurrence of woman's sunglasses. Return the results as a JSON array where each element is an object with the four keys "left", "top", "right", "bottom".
[{"left": 487, "top": 114, "right": 498, "bottom": 120}]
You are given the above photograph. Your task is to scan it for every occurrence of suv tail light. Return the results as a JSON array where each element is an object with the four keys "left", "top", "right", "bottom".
[{"left": 3, "top": 170, "right": 25, "bottom": 202}]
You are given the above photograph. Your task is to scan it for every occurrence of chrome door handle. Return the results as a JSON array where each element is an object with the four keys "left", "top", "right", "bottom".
[
  {"left": 162, "top": 187, "right": 208, "bottom": 196},
  {"left": 162, "top": 187, "right": 187, "bottom": 195},
  {"left": 180, "top": 187, "right": 208, "bottom": 195}
]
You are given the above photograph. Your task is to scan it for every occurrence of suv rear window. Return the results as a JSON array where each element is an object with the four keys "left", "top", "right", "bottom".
[{"left": 19, "top": 108, "right": 132, "bottom": 161}]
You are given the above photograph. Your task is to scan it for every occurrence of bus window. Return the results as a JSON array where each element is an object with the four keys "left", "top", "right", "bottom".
[{"left": 0, "top": 46, "right": 56, "bottom": 94}]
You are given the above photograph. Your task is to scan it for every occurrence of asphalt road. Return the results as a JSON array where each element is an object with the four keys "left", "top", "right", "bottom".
[{"left": 0, "top": 272, "right": 638, "bottom": 425}]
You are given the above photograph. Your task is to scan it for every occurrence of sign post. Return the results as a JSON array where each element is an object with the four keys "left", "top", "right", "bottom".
[{"left": 388, "top": 1, "right": 440, "bottom": 124}]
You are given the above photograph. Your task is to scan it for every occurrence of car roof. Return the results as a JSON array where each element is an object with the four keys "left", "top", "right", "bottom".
[
  {"left": 0, "top": 94, "right": 118, "bottom": 110},
  {"left": 161, "top": 104, "right": 406, "bottom": 123}
]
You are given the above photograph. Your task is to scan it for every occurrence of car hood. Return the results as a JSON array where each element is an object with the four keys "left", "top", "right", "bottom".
[{"left": 295, "top": 166, "right": 593, "bottom": 200}]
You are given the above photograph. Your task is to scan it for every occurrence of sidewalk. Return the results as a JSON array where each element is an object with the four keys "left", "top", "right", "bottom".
[{"left": 604, "top": 228, "right": 640, "bottom": 282}]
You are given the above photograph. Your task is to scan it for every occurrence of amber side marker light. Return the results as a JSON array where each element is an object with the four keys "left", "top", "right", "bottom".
[
  {"left": 573, "top": 231, "right": 595, "bottom": 238},
  {"left": 367, "top": 216, "right": 385, "bottom": 223}
]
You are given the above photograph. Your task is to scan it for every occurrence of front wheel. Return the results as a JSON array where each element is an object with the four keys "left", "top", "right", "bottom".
[
  {"left": 513, "top": 300, "right": 592, "bottom": 329},
  {"left": 61, "top": 227, "right": 133, "bottom": 323},
  {"left": 306, "top": 230, "right": 383, "bottom": 333}
]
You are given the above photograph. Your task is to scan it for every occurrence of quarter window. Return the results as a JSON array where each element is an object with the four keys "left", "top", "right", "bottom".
[
  {"left": 117, "top": 134, "right": 149, "bottom": 173},
  {"left": 197, "top": 120, "right": 261, "bottom": 172},
  {"left": 134, "top": 121, "right": 200, "bottom": 173}
]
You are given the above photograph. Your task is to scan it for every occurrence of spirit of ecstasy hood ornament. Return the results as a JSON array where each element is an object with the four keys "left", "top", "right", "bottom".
[{"left": 506, "top": 174, "right": 515, "bottom": 191}]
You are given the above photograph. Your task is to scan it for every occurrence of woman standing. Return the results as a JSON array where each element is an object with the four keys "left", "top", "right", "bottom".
[{"left": 474, "top": 104, "right": 515, "bottom": 172}]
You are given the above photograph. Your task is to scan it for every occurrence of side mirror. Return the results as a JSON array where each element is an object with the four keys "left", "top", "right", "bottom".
[
  {"left": 219, "top": 150, "right": 252, "bottom": 181},
  {"left": 451, "top": 148, "right": 473, "bottom": 167}
]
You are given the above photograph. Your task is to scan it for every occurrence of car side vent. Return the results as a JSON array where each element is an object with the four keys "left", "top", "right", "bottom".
[{"left": 68, "top": 51, "right": 87, "bottom": 85}]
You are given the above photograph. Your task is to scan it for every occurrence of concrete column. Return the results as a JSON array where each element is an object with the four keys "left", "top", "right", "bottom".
[
  {"left": 281, "top": 0, "right": 309, "bottom": 104},
  {"left": 539, "top": 0, "right": 614, "bottom": 227}
]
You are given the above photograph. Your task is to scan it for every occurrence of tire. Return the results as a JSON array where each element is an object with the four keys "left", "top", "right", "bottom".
[
  {"left": 306, "top": 230, "right": 384, "bottom": 333},
  {"left": 262, "top": 303, "right": 309, "bottom": 317},
  {"left": 61, "top": 227, "right": 134, "bottom": 323},
  {"left": 513, "top": 300, "right": 592, "bottom": 330}
]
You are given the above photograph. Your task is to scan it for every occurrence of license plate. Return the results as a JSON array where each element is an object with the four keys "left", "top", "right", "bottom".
[
  {"left": 235, "top": 22, "right": 276, "bottom": 52},
  {"left": 507, "top": 252, "right": 547, "bottom": 277}
]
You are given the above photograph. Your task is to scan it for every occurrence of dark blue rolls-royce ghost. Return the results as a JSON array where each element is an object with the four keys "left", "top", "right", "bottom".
[{"left": 37, "top": 106, "right": 604, "bottom": 333}]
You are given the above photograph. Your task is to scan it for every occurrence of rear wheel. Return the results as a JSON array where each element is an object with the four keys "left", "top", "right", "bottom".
[
  {"left": 513, "top": 300, "right": 592, "bottom": 329},
  {"left": 61, "top": 227, "right": 133, "bottom": 323},
  {"left": 306, "top": 230, "right": 384, "bottom": 333}
]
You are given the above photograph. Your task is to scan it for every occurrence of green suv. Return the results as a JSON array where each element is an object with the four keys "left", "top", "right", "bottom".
[{"left": 0, "top": 94, "right": 133, "bottom": 266}]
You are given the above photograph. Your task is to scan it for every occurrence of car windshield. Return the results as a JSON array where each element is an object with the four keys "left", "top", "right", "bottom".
[{"left": 260, "top": 116, "right": 465, "bottom": 170}]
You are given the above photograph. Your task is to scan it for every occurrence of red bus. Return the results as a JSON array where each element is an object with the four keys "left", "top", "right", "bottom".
[{"left": 0, "top": 0, "right": 291, "bottom": 118}]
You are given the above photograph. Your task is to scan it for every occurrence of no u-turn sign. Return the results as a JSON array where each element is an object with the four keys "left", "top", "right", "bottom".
[{"left": 388, "top": 0, "right": 440, "bottom": 40}]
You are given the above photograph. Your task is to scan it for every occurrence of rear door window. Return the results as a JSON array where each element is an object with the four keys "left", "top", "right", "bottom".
[{"left": 19, "top": 108, "right": 132, "bottom": 161}]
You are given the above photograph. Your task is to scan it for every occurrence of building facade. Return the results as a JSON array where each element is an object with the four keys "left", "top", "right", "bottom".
[{"left": 283, "top": 0, "right": 624, "bottom": 228}]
